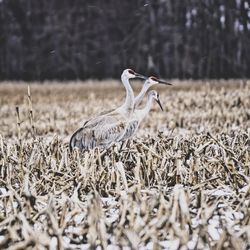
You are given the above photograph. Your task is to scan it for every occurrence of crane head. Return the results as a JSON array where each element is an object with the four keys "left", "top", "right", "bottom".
[
  {"left": 123, "top": 69, "right": 147, "bottom": 80},
  {"left": 148, "top": 90, "right": 164, "bottom": 111},
  {"left": 147, "top": 76, "right": 172, "bottom": 86}
]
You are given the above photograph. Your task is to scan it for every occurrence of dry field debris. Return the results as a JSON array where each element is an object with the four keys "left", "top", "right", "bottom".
[{"left": 0, "top": 80, "right": 250, "bottom": 249}]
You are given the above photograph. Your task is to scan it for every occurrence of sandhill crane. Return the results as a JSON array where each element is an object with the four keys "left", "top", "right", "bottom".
[
  {"left": 69, "top": 69, "right": 146, "bottom": 151},
  {"left": 119, "top": 77, "right": 169, "bottom": 142}
]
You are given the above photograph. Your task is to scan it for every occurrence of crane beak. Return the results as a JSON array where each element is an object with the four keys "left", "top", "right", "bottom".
[
  {"left": 150, "top": 76, "right": 172, "bottom": 85},
  {"left": 156, "top": 98, "right": 164, "bottom": 111},
  {"left": 158, "top": 79, "right": 172, "bottom": 85},
  {"left": 134, "top": 73, "right": 147, "bottom": 80}
]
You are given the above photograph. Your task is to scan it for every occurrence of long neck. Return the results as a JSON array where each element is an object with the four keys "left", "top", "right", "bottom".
[
  {"left": 134, "top": 83, "right": 149, "bottom": 108},
  {"left": 136, "top": 95, "right": 154, "bottom": 122},
  {"left": 120, "top": 74, "right": 134, "bottom": 115}
]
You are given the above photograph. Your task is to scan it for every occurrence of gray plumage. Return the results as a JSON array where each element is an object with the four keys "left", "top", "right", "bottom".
[
  {"left": 70, "top": 74, "right": 169, "bottom": 152},
  {"left": 70, "top": 69, "right": 146, "bottom": 152},
  {"left": 70, "top": 112, "right": 127, "bottom": 151}
]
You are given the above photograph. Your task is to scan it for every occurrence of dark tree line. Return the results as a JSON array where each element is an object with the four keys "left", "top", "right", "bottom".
[{"left": 0, "top": 0, "right": 249, "bottom": 80}]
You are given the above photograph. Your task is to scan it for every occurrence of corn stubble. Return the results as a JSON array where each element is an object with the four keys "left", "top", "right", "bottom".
[{"left": 0, "top": 80, "right": 250, "bottom": 249}]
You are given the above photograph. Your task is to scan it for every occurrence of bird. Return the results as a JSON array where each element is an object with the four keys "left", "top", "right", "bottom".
[
  {"left": 119, "top": 77, "right": 168, "bottom": 142},
  {"left": 69, "top": 69, "right": 146, "bottom": 152}
]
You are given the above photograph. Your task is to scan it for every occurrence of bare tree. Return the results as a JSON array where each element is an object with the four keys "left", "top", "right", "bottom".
[{"left": 0, "top": 0, "right": 249, "bottom": 80}]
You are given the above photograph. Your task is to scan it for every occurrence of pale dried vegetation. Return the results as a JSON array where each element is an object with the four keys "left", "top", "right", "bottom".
[{"left": 0, "top": 80, "right": 250, "bottom": 249}]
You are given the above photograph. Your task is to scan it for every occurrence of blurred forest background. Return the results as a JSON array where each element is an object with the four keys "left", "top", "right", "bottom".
[{"left": 0, "top": 0, "right": 249, "bottom": 80}]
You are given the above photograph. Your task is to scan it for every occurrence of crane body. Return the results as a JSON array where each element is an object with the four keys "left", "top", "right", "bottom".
[{"left": 69, "top": 69, "right": 146, "bottom": 151}]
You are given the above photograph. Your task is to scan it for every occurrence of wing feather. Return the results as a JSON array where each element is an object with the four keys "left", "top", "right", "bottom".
[{"left": 70, "top": 113, "right": 127, "bottom": 151}]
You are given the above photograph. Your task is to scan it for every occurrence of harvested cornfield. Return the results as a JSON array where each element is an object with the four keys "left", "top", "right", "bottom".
[{"left": 0, "top": 80, "right": 250, "bottom": 249}]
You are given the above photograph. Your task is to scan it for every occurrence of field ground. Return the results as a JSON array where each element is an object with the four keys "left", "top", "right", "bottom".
[{"left": 0, "top": 80, "right": 250, "bottom": 249}]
